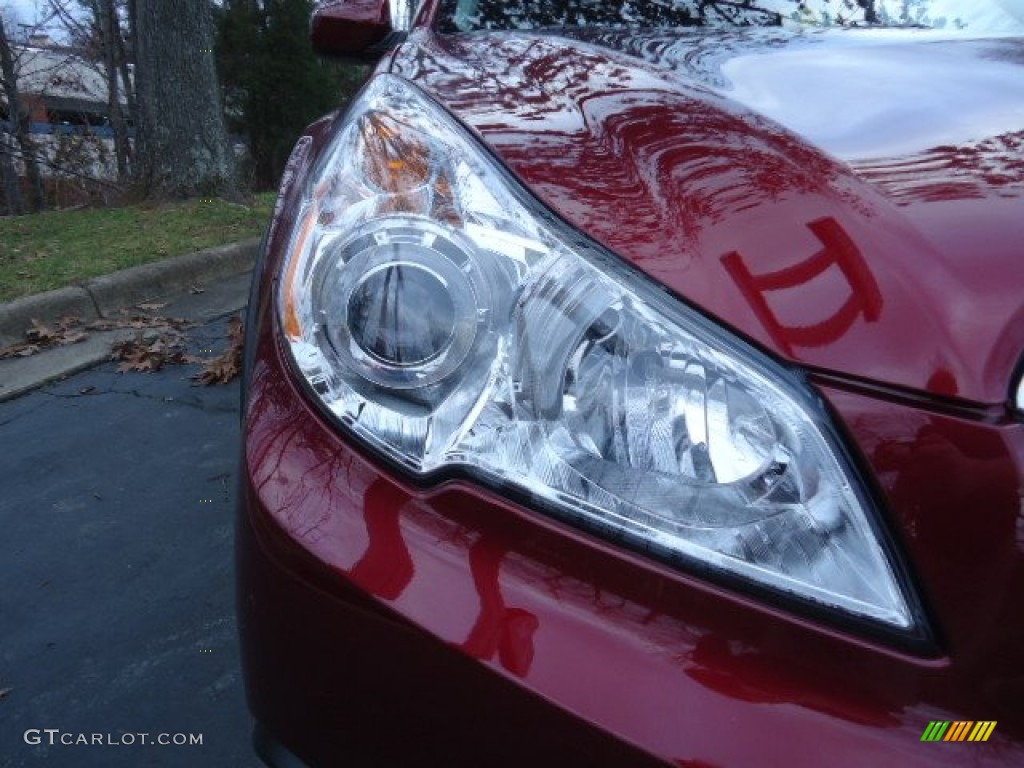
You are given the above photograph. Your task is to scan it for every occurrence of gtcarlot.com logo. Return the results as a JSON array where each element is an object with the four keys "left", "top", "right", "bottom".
[{"left": 24, "top": 729, "right": 203, "bottom": 747}]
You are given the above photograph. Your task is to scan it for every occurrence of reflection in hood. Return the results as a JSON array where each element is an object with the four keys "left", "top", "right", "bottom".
[
  {"left": 440, "top": 0, "right": 1024, "bottom": 35},
  {"left": 392, "top": 26, "right": 1024, "bottom": 406},
  {"left": 551, "top": 26, "right": 1024, "bottom": 160}
]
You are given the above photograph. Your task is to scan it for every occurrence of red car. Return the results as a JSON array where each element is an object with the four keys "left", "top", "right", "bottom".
[{"left": 237, "top": 1, "right": 1024, "bottom": 765}]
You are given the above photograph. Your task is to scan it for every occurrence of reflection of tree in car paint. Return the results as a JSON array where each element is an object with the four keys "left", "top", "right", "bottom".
[
  {"left": 441, "top": 0, "right": 1019, "bottom": 35},
  {"left": 553, "top": 26, "right": 816, "bottom": 90},
  {"left": 395, "top": 34, "right": 859, "bottom": 254},
  {"left": 437, "top": 0, "right": 884, "bottom": 33},
  {"left": 332, "top": 477, "right": 539, "bottom": 677},
  {"left": 851, "top": 131, "right": 1024, "bottom": 205},
  {"left": 350, "top": 481, "right": 415, "bottom": 600},
  {"left": 459, "top": 536, "right": 539, "bottom": 678},
  {"left": 722, "top": 216, "right": 883, "bottom": 354}
]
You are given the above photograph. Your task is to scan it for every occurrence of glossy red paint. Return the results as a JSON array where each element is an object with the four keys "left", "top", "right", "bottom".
[
  {"left": 814, "top": 385, "right": 1024, "bottom": 715},
  {"left": 238, "top": 3, "right": 1024, "bottom": 766},
  {"left": 310, "top": 0, "right": 391, "bottom": 57},
  {"left": 239, "top": 322, "right": 1024, "bottom": 766},
  {"left": 390, "top": 30, "right": 1024, "bottom": 406}
]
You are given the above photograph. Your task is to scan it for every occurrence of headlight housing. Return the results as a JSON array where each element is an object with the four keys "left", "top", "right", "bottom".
[{"left": 279, "top": 75, "right": 923, "bottom": 637}]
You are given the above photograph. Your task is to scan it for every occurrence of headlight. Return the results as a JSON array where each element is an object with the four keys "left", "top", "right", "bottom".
[{"left": 279, "top": 75, "right": 923, "bottom": 636}]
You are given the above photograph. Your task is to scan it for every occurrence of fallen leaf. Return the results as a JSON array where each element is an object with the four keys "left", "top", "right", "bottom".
[
  {"left": 194, "top": 314, "right": 244, "bottom": 385},
  {"left": 87, "top": 315, "right": 192, "bottom": 332},
  {"left": 189, "top": 284, "right": 205, "bottom": 295},
  {"left": 26, "top": 319, "right": 57, "bottom": 343},
  {"left": 0, "top": 317, "right": 89, "bottom": 358},
  {"left": 194, "top": 348, "right": 240, "bottom": 385},
  {"left": 137, "top": 302, "right": 168, "bottom": 311},
  {"left": 58, "top": 330, "right": 88, "bottom": 346},
  {"left": 227, "top": 314, "right": 244, "bottom": 345},
  {"left": 0, "top": 343, "right": 41, "bottom": 359},
  {"left": 111, "top": 331, "right": 191, "bottom": 374},
  {"left": 0, "top": 687, "right": 12, "bottom": 699}
]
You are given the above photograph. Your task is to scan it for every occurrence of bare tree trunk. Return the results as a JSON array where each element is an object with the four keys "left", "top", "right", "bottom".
[
  {"left": 132, "top": 0, "right": 236, "bottom": 198},
  {"left": 97, "top": 0, "right": 130, "bottom": 181},
  {"left": 113, "top": 0, "right": 136, "bottom": 132},
  {"left": 116, "top": 18, "right": 135, "bottom": 118},
  {"left": 0, "top": 16, "right": 46, "bottom": 212},
  {"left": 0, "top": 128, "right": 24, "bottom": 214}
]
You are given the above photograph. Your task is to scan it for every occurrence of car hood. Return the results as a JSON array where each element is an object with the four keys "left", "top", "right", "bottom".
[{"left": 391, "top": 27, "right": 1024, "bottom": 407}]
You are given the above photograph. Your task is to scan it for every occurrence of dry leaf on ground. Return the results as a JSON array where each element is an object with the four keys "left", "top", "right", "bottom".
[
  {"left": 1, "top": 313, "right": 195, "bottom": 360},
  {"left": 96, "top": 312, "right": 193, "bottom": 331},
  {"left": 0, "top": 316, "right": 88, "bottom": 359},
  {"left": 59, "top": 330, "right": 88, "bottom": 346},
  {"left": 194, "top": 314, "right": 244, "bottom": 386},
  {"left": 25, "top": 319, "right": 58, "bottom": 344},
  {"left": 111, "top": 331, "right": 196, "bottom": 373}
]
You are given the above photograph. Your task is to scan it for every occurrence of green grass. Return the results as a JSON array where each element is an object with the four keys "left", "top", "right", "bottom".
[{"left": 0, "top": 193, "right": 275, "bottom": 302}]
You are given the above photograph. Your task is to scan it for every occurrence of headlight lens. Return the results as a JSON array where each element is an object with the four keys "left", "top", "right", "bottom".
[{"left": 279, "top": 75, "right": 920, "bottom": 634}]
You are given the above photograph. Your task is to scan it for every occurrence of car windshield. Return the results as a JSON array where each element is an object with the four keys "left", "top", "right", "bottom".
[{"left": 438, "top": 0, "right": 1024, "bottom": 34}]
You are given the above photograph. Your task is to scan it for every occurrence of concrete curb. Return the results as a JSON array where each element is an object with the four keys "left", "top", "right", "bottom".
[
  {"left": 0, "top": 237, "right": 260, "bottom": 348},
  {"left": 0, "top": 287, "right": 99, "bottom": 346}
]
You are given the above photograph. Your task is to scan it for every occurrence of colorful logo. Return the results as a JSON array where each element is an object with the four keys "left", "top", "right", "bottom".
[{"left": 921, "top": 721, "right": 997, "bottom": 742}]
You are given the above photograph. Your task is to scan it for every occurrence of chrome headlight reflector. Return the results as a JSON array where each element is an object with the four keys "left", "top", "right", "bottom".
[{"left": 279, "top": 75, "right": 921, "bottom": 635}]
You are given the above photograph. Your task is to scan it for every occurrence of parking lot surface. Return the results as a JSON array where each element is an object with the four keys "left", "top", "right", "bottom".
[{"left": 0, "top": 314, "right": 258, "bottom": 767}]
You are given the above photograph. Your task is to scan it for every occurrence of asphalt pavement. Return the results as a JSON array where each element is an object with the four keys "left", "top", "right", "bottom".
[{"left": 0, "top": 278, "right": 261, "bottom": 766}]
